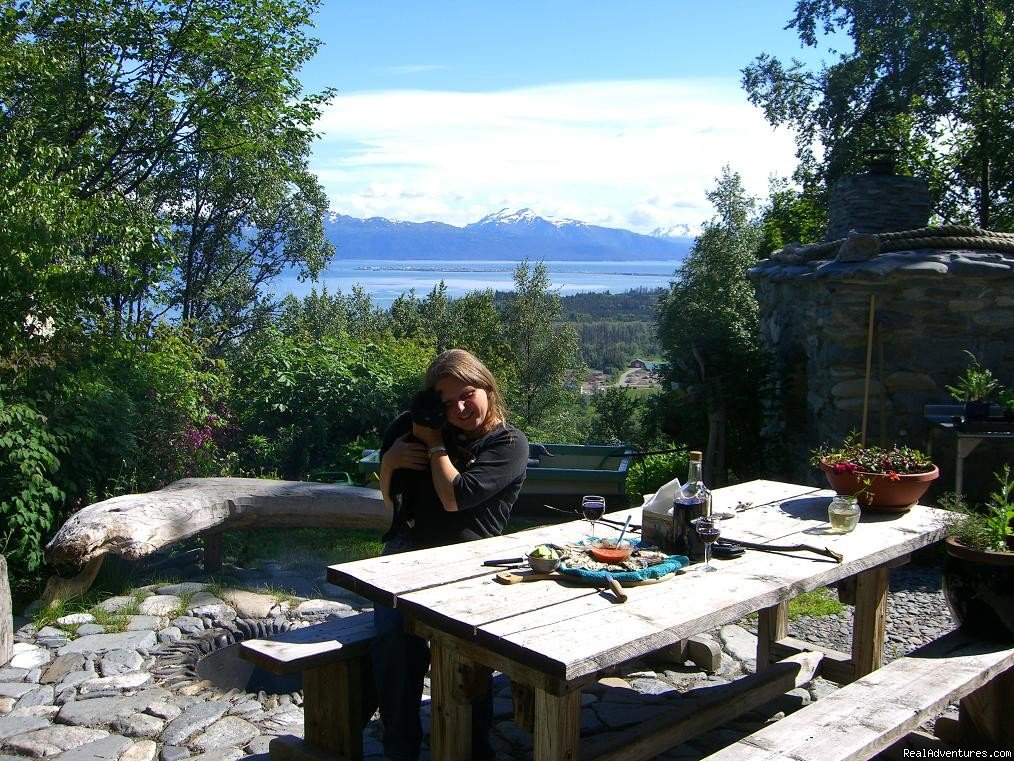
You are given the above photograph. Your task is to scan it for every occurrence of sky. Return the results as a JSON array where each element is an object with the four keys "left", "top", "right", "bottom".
[{"left": 301, "top": 1, "right": 843, "bottom": 235}]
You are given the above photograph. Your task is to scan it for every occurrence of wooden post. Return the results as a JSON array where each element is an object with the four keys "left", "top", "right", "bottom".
[
  {"left": 860, "top": 294, "right": 876, "bottom": 447},
  {"left": 851, "top": 564, "right": 889, "bottom": 680},
  {"left": 1, "top": 555, "right": 12, "bottom": 667},
  {"left": 757, "top": 601, "right": 789, "bottom": 671},
  {"left": 533, "top": 688, "right": 581, "bottom": 761},
  {"left": 958, "top": 665, "right": 1014, "bottom": 748},
  {"left": 429, "top": 636, "right": 474, "bottom": 761}
]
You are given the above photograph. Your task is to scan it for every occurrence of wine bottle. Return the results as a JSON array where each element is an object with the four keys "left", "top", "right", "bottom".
[{"left": 672, "top": 450, "right": 711, "bottom": 559}]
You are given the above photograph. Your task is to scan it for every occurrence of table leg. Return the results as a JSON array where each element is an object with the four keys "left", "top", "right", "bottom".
[
  {"left": 533, "top": 688, "right": 581, "bottom": 761},
  {"left": 956, "top": 435, "right": 983, "bottom": 497},
  {"left": 851, "top": 564, "right": 889, "bottom": 680},
  {"left": 757, "top": 601, "right": 788, "bottom": 671},
  {"left": 429, "top": 636, "right": 474, "bottom": 761}
]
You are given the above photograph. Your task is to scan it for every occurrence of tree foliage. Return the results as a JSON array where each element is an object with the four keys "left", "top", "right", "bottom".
[
  {"left": 757, "top": 176, "right": 828, "bottom": 255},
  {"left": 228, "top": 332, "right": 431, "bottom": 479},
  {"left": 1, "top": 0, "right": 333, "bottom": 342},
  {"left": 501, "top": 261, "right": 582, "bottom": 437},
  {"left": 742, "top": 0, "right": 1014, "bottom": 230},
  {"left": 656, "top": 167, "right": 765, "bottom": 482}
]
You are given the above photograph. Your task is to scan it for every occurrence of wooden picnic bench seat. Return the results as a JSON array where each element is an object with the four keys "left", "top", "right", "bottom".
[
  {"left": 700, "top": 629, "right": 1014, "bottom": 761},
  {"left": 240, "top": 610, "right": 377, "bottom": 761}
]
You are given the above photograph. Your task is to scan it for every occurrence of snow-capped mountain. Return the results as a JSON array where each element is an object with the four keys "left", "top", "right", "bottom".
[
  {"left": 650, "top": 223, "right": 694, "bottom": 239},
  {"left": 323, "top": 209, "right": 693, "bottom": 262}
]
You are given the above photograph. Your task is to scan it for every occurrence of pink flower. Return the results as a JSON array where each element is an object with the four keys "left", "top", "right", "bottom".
[{"left": 886, "top": 471, "right": 901, "bottom": 482}]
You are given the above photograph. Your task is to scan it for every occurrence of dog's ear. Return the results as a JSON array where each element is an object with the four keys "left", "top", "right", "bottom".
[{"left": 410, "top": 388, "right": 446, "bottom": 427}]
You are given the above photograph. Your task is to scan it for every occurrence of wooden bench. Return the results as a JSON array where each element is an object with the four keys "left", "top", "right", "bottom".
[
  {"left": 42, "top": 477, "right": 387, "bottom": 605},
  {"left": 239, "top": 611, "right": 377, "bottom": 761},
  {"left": 701, "top": 629, "right": 1014, "bottom": 760}
]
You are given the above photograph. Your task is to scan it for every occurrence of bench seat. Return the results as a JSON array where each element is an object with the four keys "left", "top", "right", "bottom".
[
  {"left": 701, "top": 629, "right": 1014, "bottom": 761},
  {"left": 240, "top": 611, "right": 377, "bottom": 761}
]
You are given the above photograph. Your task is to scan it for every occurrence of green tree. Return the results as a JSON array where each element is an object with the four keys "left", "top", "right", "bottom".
[
  {"left": 501, "top": 261, "right": 581, "bottom": 436},
  {"left": 656, "top": 167, "right": 764, "bottom": 483},
  {"left": 229, "top": 332, "right": 430, "bottom": 479},
  {"left": 587, "top": 387, "right": 643, "bottom": 446},
  {"left": 2, "top": 0, "right": 333, "bottom": 340},
  {"left": 742, "top": 0, "right": 1013, "bottom": 230},
  {"left": 444, "top": 290, "right": 511, "bottom": 372},
  {"left": 278, "top": 286, "right": 390, "bottom": 343},
  {"left": 757, "top": 176, "right": 828, "bottom": 256}
]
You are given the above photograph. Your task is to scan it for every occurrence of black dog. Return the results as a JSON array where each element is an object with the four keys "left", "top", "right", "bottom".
[{"left": 381, "top": 388, "right": 448, "bottom": 539}]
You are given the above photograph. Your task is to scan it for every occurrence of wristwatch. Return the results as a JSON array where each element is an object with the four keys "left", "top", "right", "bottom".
[{"left": 427, "top": 445, "right": 447, "bottom": 457}]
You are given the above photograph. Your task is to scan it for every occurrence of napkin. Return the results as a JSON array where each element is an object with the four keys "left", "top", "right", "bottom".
[{"left": 639, "top": 476, "right": 682, "bottom": 516}]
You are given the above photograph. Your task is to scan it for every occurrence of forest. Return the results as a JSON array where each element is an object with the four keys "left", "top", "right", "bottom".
[{"left": 3, "top": 0, "right": 1011, "bottom": 603}]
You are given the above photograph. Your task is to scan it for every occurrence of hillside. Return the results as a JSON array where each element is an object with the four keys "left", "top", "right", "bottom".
[{"left": 324, "top": 208, "right": 693, "bottom": 262}]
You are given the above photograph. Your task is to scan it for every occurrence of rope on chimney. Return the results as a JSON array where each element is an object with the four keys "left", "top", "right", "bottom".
[{"left": 771, "top": 225, "right": 1014, "bottom": 263}]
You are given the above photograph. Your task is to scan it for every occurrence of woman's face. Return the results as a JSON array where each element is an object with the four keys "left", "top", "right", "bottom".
[{"left": 435, "top": 376, "right": 490, "bottom": 436}]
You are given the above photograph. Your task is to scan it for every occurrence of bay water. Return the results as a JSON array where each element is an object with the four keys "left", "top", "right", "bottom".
[{"left": 272, "top": 258, "right": 680, "bottom": 308}]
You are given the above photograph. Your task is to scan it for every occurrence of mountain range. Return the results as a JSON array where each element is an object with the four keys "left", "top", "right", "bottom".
[{"left": 322, "top": 208, "right": 694, "bottom": 262}]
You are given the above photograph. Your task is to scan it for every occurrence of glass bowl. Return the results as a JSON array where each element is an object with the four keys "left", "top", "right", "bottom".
[{"left": 589, "top": 538, "right": 634, "bottom": 563}]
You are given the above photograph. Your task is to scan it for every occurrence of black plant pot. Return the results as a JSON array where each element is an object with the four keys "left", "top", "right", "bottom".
[
  {"left": 963, "top": 401, "right": 992, "bottom": 421},
  {"left": 942, "top": 537, "right": 1014, "bottom": 640}
]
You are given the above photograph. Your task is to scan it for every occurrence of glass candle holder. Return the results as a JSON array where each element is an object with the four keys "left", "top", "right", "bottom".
[{"left": 828, "top": 495, "right": 861, "bottom": 533}]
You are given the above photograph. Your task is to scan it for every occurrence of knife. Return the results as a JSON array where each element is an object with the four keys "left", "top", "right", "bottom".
[
  {"left": 483, "top": 557, "right": 525, "bottom": 567},
  {"left": 603, "top": 572, "right": 628, "bottom": 603}
]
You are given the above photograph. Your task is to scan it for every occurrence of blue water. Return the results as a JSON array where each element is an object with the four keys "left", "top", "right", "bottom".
[{"left": 272, "top": 258, "right": 680, "bottom": 308}]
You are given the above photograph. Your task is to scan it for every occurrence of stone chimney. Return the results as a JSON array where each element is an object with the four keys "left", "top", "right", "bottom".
[{"left": 825, "top": 152, "right": 932, "bottom": 240}]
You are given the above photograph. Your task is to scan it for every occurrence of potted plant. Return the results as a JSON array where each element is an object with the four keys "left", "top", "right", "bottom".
[
  {"left": 999, "top": 387, "right": 1014, "bottom": 424},
  {"left": 945, "top": 351, "right": 1000, "bottom": 421},
  {"left": 810, "top": 432, "right": 938, "bottom": 512},
  {"left": 940, "top": 466, "right": 1014, "bottom": 639}
]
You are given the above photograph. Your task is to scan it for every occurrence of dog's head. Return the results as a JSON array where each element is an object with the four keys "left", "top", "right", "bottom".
[{"left": 410, "top": 387, "right": 447, "bottom": 429}]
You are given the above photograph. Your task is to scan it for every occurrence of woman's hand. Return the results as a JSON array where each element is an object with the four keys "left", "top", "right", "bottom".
[
  {"left": 411, "top": 422, "right": 444, "bottom": 448},
  {"left": 383, "top": 433, "right": 429, "bottom": 471}
]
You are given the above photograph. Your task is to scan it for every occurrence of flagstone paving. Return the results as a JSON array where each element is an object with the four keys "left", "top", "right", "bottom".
[{"left": 1, "top": 555, "right": 952, "bottom": 760}]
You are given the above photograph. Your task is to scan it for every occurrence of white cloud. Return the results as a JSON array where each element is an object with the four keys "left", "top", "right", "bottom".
[{"left": 311, "top": 78, "right": 797, "bottom": 234}]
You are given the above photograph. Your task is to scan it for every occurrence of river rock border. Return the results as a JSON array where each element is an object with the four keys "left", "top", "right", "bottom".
[{"left": 1, "top": 582, "right": 378, "bottom": 760}]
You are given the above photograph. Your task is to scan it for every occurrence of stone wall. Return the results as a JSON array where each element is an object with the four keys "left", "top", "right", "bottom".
[{"left": 751, "top": 213, "right": 1014, "bottom": 498}]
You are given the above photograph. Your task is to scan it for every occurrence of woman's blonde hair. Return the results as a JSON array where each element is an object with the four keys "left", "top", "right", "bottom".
[{"left": 425, "top": 349, "right": 508, "bottom": 431}]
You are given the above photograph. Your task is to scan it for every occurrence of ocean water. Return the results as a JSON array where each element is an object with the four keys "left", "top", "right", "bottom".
[{"left": 272, "top": 258, "right": 680, "bottom": 308}]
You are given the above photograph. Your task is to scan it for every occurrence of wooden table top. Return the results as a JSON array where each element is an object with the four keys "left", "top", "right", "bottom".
[{"left": 327, "top": 479, "right": 948, "bottom": 686}]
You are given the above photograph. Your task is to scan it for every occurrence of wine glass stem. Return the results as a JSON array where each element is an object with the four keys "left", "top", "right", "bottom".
[{"left": 704, "top": 544, "right": 712, "bottom": 569}]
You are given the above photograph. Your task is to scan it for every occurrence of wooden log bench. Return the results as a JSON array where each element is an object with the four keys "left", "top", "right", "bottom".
[
  {"left": 239, "top": 611, "right": 377, "bottom": 761},
  {"left": 700, "top": 629, "right": 1014, "bottom": 761},
  {"left": 42, "top": 477, "right": 387, "bottom": 605}
]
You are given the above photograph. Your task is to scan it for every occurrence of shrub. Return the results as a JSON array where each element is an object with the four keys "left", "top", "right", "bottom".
[{"left": 0, "top": 398, "right": 66, "bottom": 574}]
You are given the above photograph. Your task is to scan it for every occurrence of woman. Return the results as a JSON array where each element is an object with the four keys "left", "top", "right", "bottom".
[{"left": 373, "top": 349, "right": 528, "bottom": 761}]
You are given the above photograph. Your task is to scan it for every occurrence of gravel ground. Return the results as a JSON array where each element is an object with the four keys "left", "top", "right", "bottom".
[{"left": 787, "top": 551, "right": 953, "bottom": 662}]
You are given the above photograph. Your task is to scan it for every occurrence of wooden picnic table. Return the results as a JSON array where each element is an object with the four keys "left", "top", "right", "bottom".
[{"left": 327, "top": 479, "right": 949, "bottom": 761}]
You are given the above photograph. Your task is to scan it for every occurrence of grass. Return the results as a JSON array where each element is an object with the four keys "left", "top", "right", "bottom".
[
  {"left": 220, "top": 526, "right": 384, "bottom": 569},
  {"left": 788, "top": 588, "right": 846, "bottom": 620}
]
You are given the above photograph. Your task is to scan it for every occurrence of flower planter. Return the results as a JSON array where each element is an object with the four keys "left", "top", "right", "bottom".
[
  {"left": 819, "top": 461, "right": 939, "bottom": 512},
  {"left": 963, "top": 400, "right": 992, "bottom": 421},
  {"left": 942, "top": 536, "right": 1014, "bottom": 640}
]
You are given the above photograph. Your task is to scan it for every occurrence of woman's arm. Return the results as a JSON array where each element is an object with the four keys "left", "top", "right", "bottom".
[
  {"left": 411, "top": 422, "right": 461, "bottom": 511},
  {"left": 379, "top": 433, "right": 428, "bottom": 510}
]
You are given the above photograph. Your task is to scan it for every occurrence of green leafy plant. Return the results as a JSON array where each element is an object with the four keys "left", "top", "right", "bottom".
[
  {"left": 810, "top": 432, "right": 934, "bottom": 476},
  {"left": 945, "top": 351, "right": 1001, "bottom": 403},
  {"left": 999, "top": 388, "right": 1014, "bottom": 413},
  {"left": 0, "top": 398, "right": 66, "bottom": 574},
  {"left": 940, "top": 466, "right": 1014, "bottom": 553}
]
